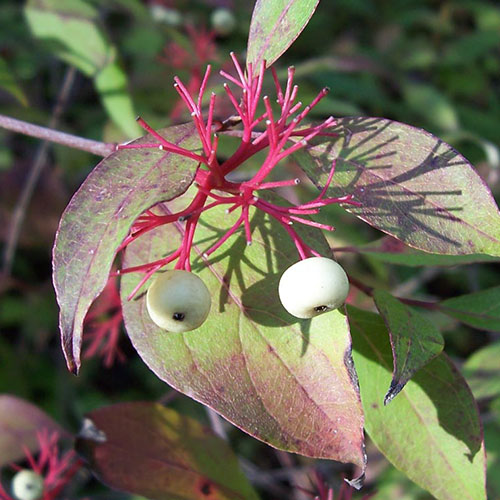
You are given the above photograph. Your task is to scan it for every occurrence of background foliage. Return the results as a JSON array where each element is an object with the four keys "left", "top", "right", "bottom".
[{"left": 1, "top": 0, "right": 499, "bottom": 499}]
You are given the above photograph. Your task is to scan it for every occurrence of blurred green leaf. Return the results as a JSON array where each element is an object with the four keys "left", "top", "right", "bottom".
[
  {"left": 24, "top": 0, "right": 140, "bottom": 137},
  {"left": 463, "top": 341, "right": 500, "bottom": 400},
  {"left": 373, "top": 290, "right": 444, "bottom": 404},
  {"left": 443, "top": 31, "right": 500, "bottom": 66},
  {"left": 439, "top": 286, "right": 500, "bottom": 331},
  {"left": 0, "top": 56, "right": 28, "bottom": 105},
  {"left": 77, "top": 402, "right": 260, "bottom": 500},
  {"left": 349, "top": 305, "right": 487, "bottom": 500},
  {"left": 403, "top": 83, "right": 459, "bottom": 132}
]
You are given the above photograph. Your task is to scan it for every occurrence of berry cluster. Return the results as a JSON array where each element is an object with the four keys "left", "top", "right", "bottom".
[{"left": 116, "top": 53, "right": 359, "bottom": 299}]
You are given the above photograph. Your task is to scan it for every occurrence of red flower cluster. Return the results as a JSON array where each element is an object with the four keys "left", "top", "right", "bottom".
[
  {"left": 117, "top": 54, "right": 359, "bottom": 298},
  {"left": 0, "top": 430, "right": 81, "bottom": 500}
]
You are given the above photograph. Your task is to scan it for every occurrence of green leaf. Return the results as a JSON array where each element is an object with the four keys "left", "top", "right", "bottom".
[
  {"left": 439, "top": 286, "right": 500, "bottom": 331},
  {"left": 294, "top": 117, "right": 500, "bottom": 256},
  {"left": 0, "top": 395, "right": 66, "bottom": 467},
  {"left": 120, "top": 195, "right": 366, "bottom": 470},
  {"left": 462, "top": 341, "right": 500, "bottom": 400},
  {"left": 373, "top": 290, "right": 444, "bottom": 404},
  {"left": 247, "top": 0, "right": 320, "bottom": 68},
  {"left": 348, "top": 306, "right": 487, "bottom": 500},
  {"left": 94, "top": 62, "right": 141, "bottom": 139},
  {"left": 402, "top": 83, "right": 459, "bottom": 132},
  {"left": 0, "top": 56, "right": 28, "bottom": 106},
  {"left": 76, "top": 402, "right": 260, "bottom": 500},
  {"left": 24, "top": 0, "right": 141, "bottom": 137},
  {"left": 53, "top": 123, "right": 200, "bottom": 373},
  {"left": 346, "top": 236, "right": 500, "bottom": 267}
]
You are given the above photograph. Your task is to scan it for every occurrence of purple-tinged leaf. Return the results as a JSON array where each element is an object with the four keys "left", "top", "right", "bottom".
[
  {"left": 120, "top": 194, "right": 366, "bottom": 470},
  {"left": 340, "top": 236, "right": 500, "bottom": 267},
  {"left": 53, "top": 123, "right": 200, "bottom": 374},
  {"left": 372, "top": 290, "right": 444, "bottom": 404},
  {"left": 76, "top": 402, "right": 259, "bottom": 500},
  {"left": 247, "top": 0, "right": 319, "bottom": 68},
  {"left": 439, "top": 286, "right": 500, "bottom": 331},
  {"left": 0, "top": 395, "right": 66, "bottom": 467},
  {"left": 462, "top": 341, "right": 500, "bottom": 400},
  {"left": 294, "top": 117, "right": 500, "bottom": 256},
  {"left": 348, "top": 306, "right": 487, "bottom": 500}
]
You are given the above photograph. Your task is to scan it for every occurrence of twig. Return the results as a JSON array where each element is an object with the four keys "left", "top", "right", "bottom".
[
  {"left": 0, "top": 114, "right": 116, "bottom": 157},
  {"left": 2, "top": 67, "right": 92, "bottom": 281},
  {"left": 205, "top": 406, "right": 228, "bottom": 441}
]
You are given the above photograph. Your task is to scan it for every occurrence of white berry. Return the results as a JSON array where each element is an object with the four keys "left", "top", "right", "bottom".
[
  {"left": 278, "top": 257, "right": 349, "bottom": 319},
  {"left": 11, "top": 470, "right": 44, "bottom": 500},
  {"left": 146, "top": 270, "right": 211, "bottom": 333}
]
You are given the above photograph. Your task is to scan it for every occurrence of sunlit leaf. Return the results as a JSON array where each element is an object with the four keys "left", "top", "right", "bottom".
[
  {"left": 76, "top": 402, "right": 259, "bottom": 500},
  {"left": 120, "top": 194, "right": 366, "bottom": 469},
  {"left": 373, "top": 290, "right": 444, "bottom": 404},
  {"left": 24, "top": 0, "right": 140, "bottom": 137},
  {"left": 0, "top": 395, "right": 66, "bottom": 467},
  {"left": 294, "top": 117, "right": 500, "bottom": 256},
  {"left": 247, "top": 0, "right": 320, "bottom": 68},
  {"left": 348, "top": 306, "right": 487, "bottom": 500},
  {"left": 462, "top": 341, "right": 500, "bottom": 400},
  {"left": 439, "top": 286, "right": 500, "bottom": 331},
  {"left": 53, "top": 123, "right": 200, "bottom": 373}
]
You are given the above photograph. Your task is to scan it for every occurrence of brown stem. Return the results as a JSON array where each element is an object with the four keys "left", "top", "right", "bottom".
[
  {"left": 0, "top": 114, "right": 116, "bottom": 157},
  {"left": 348, "top": 275, "right": 439, "bottom": 311}
]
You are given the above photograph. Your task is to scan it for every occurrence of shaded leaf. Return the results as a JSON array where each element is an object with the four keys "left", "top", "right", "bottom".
[
  {"left": 373, "top": 290, "right": 444, "bottom": 404},
  {"left": 439, "top": 286, "right": 500, "bottom": 331},
  {"left": 348, "top": 306, "right": 487, "bottom": 500},
  {"left": 76, "top": 402, "right": 259, "bottom": 500},
  {"left": 247, "top": 0, "right": 319, "bottom": 68},
  {"left": 120, "top": 195, "right": 366, "bottom": 469},
  {"left": 344, "top": 236, "right": 500, "bottom": 267},
  {"left": 462, "top": 341, "right": 500, "bottom": 400},
  {"left": 24, "top": 0, "right": 140, "bottom": 137},
  {"left": 0, "top": 56, "right": 28, "bottom": 106},
  {"left": 0, "top": 395, "right": 66, "bottom": 467},
  {"left": 53, "top": 123, "right": 200, "bottom": 373},
  {"left": 294, "top": 117, "right": 500, "bottom": 256}
]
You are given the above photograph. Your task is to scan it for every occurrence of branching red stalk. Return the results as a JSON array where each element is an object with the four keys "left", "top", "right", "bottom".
[{"left": 115, "top": 54, "right": 358, "bottom": 297}]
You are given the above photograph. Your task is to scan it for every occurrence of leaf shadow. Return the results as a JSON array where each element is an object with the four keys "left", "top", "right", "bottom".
[{"left": 306, "top": 117, "right": 480, "bottom": 252}]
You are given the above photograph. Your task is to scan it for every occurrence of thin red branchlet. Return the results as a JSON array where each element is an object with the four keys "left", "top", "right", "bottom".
[
  {"left": 160, "top": 24, "right": 218, "bottom": 121},
  {"left": 82, "top": 274, "right": 125, "bottom": 368},
  {"left": 0, "top": 430, "right": 82, "bottom": 500},
  {"left": 117, "top": 53, "right": 360, "bottom": 298}
]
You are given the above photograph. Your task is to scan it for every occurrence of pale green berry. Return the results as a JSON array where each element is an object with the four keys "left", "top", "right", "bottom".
[
  {"left": 150, "top": 5, "right": 182, "bottom": 26},
  {"left": 278, "top": 257, "right": 349, "bottom": 319},
  {"left": 211, "top": 8, "right": 237, "bottom": 36},
  {"left": 146, "top": 270, "right": 211, "bottom": 333},
  {"left": 11, "top": 470, "right": 44, "bottom": 500}
]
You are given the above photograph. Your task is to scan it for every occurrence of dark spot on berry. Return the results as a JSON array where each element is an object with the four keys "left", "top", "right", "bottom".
[
  {"left": 199, "top": 480, "right": 212, "bottom": 495},
  {"left": 172, "top": 312, "right": 185, "bottom": 321},
  {"left": 314, "top": 305, "right": 328, "bottom": 312}
]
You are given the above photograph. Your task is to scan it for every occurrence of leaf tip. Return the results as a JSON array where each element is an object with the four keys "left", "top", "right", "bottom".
[{"left": 384, "top": 380, "right": 405, "bottom": 405}]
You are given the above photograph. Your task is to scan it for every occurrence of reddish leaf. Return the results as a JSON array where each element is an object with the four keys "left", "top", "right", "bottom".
[
  {"left": 0, "top": 395, "right": 66, "bottom": 467},
  {"left": 53, "top": 123, "right": 200, "bottom": 373},
  {"left": 373, "top": 290, "right": 444, "bottom": 404},
  {"left": 120, "top": 194, "right": 366, "bottom": 471},
  {"left": 294, "top": 117, "right": 500, "bottom": 256},
  {"left": 247, "top": 0, "right": 320, "bottom": 68},
  {"left": 76, "top": 402, "right": 259, "bottom": 500}
]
